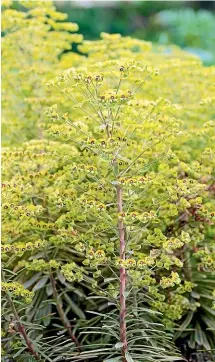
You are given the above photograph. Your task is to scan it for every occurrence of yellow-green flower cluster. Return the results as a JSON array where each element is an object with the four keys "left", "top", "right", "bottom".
[
  {"left": 176, "top": 281, "right": 194, "bottom": 294},
  {"left": 160, "top": 272, "right": 181, "bottom": 289},
  {"left": 18, "top": 259, "right": 60, "bottom": 272},
  {"left": 61, "top": 262, "right": 85, "bottom": 282},
  {"left": 1, "top": 239, "right": 46, "bottom": 255},
  {"left": 152, "top": 293, "right": 191, "bottom": 321},
  {"left": 1, "top": 282, "right": 34, "bottom": 304}
]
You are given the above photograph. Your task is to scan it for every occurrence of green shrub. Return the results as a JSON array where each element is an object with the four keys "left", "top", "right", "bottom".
[
  {"left": 136, "top": 8, "right": 215, "bottom": 65},
  {"left": 1, "top": 2, "right": 215, "bottom": 361}
]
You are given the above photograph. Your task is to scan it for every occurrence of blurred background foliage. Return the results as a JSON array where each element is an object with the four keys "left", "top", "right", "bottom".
[{"left": 53, "top": 0, "right": 215, "bottom": 66}]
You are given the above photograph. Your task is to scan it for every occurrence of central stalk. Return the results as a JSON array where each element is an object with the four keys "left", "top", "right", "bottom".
[{"left": 116, "top": 185, "right": 128, "bottom": 359}]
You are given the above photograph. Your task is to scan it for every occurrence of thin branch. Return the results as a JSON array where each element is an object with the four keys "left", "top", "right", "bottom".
[
  {"left": 64, "top": 92, "right": 101, "bottom": 125},
  {"left": 119, "top": 131, "right": 173, "bottom": 177},
  {"left": 1, "top": 270, "right": 40, "bottom": 360},
  {"left": 49, "top": 270, "right": 81, "bottom": 352},
  {"left": 133, "top": 72, "right": 153, "bottom": 93},
  {"left": 116, "top": 77, "right": 122, "bottom": 95}
]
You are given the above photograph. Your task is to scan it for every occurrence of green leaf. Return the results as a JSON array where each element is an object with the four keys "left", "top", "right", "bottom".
[
  {"left": 125, "top": 352, "right": 135, "bottom": 362},
  {"left": 191, "top": 291, "right": 200, "bottom": 299},
  {"left": 201, "top": 329, "right": 211, "bottom": 351},
  {"left": 63, "top": 293, "right": 86, "bottom": 319},
  {"left": 32, "top": 276, "right": 49, "bottom": 292},
  {"left": 174, "top": 311, "right": 193, "bottom": 339},
  {"left": 189, "top": 332, "right": 196, "bottom": 349},
  {"left": 115, "top": 341, "right": 123, "bottom": 349},
  {"left": 23, "top": 272, "right": 42, "bottom": 288},
  {"left": 202, "top": 304, "right": 215, "bottom": 316},
  {"left": 201, "top": 315, "right": 215, "bottom": 330},
  {"left": 46, "top": 283, "right": 53, "bottom": 296},
  {"left": 64, "top": 282, "right": 86, "bottom": 298},
  {"left": 195, "top": 322, "right": 203, "bottom": 346},
  {"left": 35, "top": 303, "right": 52, "bottom": 327},
  {"left": 104, "top": 278, "right": 118, "bottom": 283},
  {"left": 104, "top": 357, "right": 121, "bottom": 362},
  {"left": 198, "top": 293, "right": 215, "bottom": 300},
  {"left": 57, "top": 272, "right": 66, "bottom": 284},
  {"left": 13, "top": 347, "right": 27, "bottom": 358}
]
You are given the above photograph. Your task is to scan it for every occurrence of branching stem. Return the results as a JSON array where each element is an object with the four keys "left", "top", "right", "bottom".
[{"left": 49, "top": 270, "right": 81, "bottom": 352}]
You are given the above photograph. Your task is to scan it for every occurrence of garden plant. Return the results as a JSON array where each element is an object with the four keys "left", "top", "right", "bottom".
[{"left": 1, "top": 1, "right": 215, "bottom": 362}]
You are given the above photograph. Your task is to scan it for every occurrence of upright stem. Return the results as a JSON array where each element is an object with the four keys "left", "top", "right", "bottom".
[
  {"left": 49, "top": 270, "right": 81, "bottom": 352},
  {"left": 116, "top": 185, "right": 128, "bottom": 359},
  {"left": 1, "top": 271, "right": 39, "bottom": 360}
]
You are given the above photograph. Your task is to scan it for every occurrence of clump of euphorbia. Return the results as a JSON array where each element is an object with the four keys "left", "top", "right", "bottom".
[
  {"left": 2, "top": 2, "right": 215, "bottom": 359},
  {"left": 1, "top": 0, "right": 82, "bottom": 146}
]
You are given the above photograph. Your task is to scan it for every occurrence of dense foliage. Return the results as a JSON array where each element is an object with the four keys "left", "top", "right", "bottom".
[
  {"left": 2, "top": 0, "right": 82, "bottom": 145},
  {"left": 1, "top": 1, "right": 215, "bottom": 362}
]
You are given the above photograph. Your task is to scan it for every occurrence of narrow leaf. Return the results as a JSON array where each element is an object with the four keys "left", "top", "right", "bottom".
[
  {"left": 32, "top": 276, "right": 49, "bottom": 292},
  {"left": 63, "top": 293, "right": 86, "bottom": 319},
  {"left": 115, "top": 342, "right": 123, "bottom": 349},
  {"left": 104, "top": 357, "right": 121, "bottom": 362},
  {"left": 125, "top": 352, "right": 135, "bottom": 362}
]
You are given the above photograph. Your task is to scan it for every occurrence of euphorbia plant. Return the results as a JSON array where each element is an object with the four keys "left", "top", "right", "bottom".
[
  {"left": 1, "top": 0, "right": 82, "bottom": 146},
  {"left": 78, "top": 33, "right": 215, "bottom": 352},
  {"left": 2, "top": 57, "right": 187, "bottom": 361},
  {"left": 45, "top": 59, "right": 203, "bottom": 360},
  {"left": 2, "top": 49, "right": 213, "bottom": 361}
]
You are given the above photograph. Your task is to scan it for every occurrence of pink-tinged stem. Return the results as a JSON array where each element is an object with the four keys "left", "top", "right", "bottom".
[{"left": 116, "top": 185, "right": 128, "bottom": 360}]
